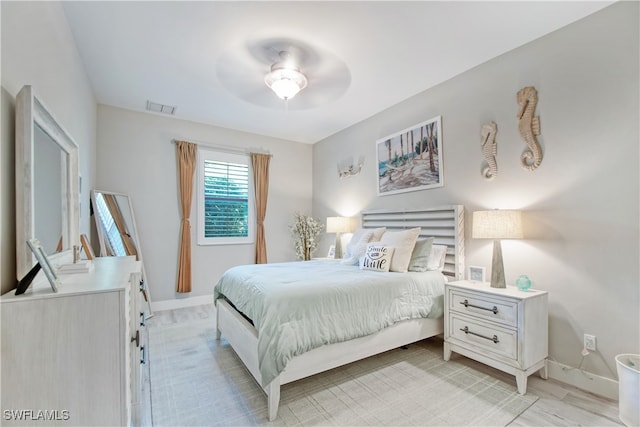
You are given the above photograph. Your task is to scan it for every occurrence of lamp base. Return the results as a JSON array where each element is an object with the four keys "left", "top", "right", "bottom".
[
  {"left": 490, "top": 239, "right": 506, "bottom": 288},
  {"left": 334, "top": 233, "right": 343, "bottom": 259}
]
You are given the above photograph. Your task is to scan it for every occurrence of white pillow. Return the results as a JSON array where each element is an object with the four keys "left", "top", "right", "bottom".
[
  {"left": 359, "top": 244, "right": 395, "bottom": 272},
  {"left": 427, "top": 244, "right": 448, "bottom": 272},
  {"left": 379, "top": 227, "right": 421, "bottom": 272},
  {"left": 369, "top": 227, "right": 386, "bottom": 242},
  {"left": 408, "top": 237, "right": 434, "bottom": 272},
  {"left": 341, "top": 229, "right": 374, "bottom": 265}
]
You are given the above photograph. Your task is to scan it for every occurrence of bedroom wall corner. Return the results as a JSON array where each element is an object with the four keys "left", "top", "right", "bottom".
[
  {"left": 312, "top": 1, "right": 639, "bottom": 391},
  {"left": 0, "top": 89, "right": 16, "bottom": 294}
]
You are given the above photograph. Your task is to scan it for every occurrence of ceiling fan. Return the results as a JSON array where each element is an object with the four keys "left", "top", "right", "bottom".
[
  {"left": 263, "top": 51, "right": 308, "bottom": 101},
  {"left": 216, "top": 37, "right": 351, "bottom": 110}
]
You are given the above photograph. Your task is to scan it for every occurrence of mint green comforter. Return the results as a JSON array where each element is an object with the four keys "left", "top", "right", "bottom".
[{"left": 214, "top": 260, "right": 445, "bottom": 386}]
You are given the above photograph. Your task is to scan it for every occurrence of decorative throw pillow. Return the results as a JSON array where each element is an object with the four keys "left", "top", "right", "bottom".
[
  {"left": 359, "top": 244, "right": 395, "bottom": 272},
  {"left": 341, "top": 229, "right": 374, "bottom": 265},
  {"left": 408, "top": 237, "right": 435, "bottom": 272},
  {"left": 369, "top": 227, "right": 387, "bottom": 242},
  {"left": 427, "top": 244, "right": 448, "bottom": 272},
  {"left": 379, "top": 227, "right": 421, "bottom": 272}
]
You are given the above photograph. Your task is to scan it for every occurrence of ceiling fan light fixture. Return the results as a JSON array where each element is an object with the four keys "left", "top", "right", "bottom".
[{"left": 264, "top": 66, "right": 308, "bottom": 100}]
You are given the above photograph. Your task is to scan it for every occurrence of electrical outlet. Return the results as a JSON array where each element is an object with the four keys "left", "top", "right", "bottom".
[{"left": 584, "top": 334, "right": 596, "bottom": 351}]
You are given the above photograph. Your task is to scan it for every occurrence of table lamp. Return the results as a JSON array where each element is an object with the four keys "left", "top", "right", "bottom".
[
  {"left": 472, "top": 210, "right": 523, "bottom": 288},
  {"left": 326, "top": 216, "right": 351, "bottom": 259}
]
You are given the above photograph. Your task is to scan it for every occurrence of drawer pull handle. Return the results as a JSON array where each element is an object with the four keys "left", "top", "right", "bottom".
[
  {"left": 140, "top": 345, "right": 146, "bottom": 365},
  {"left": 460, "top": 299, "right": 498, "bottom": 314},
  {"left": 131, "top": 330, "right": 140, "bottom": 347},
  {"left": 139, "top": 280, "right": 149, "bottom": 302},
  {"left": 460, "top": 326, "right": 499, "bottom": 344}
]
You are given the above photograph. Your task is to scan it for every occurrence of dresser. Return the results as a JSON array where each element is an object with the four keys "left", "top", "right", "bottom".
[
  {"left": 1, "top": 256, "right": 150, "bottom": 426},
  {"left": 443, "top": 280, "right": 548, "bottom": 394}
]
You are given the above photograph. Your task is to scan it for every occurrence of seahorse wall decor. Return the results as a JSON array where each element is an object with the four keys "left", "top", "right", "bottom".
[
  {"left": 480, "top": 121, "right": 498, "bottom": 180},
  {"left": 517, "top": 86, "right": 543, "bottom": 171}
]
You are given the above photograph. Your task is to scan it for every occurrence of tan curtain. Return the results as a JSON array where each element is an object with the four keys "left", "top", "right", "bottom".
[
  {"left": 251, "top": 152, "right": 271, "bottom": 264},
  {"left": 176, "top": 140, "right": 197, "bottom": 293}
]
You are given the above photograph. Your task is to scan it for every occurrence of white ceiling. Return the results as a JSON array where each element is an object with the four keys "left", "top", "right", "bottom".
[{"left": 62, "top": 1, "right": 612, "bottom": 144}]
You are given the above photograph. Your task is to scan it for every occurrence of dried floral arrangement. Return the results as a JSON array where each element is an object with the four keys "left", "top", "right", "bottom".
[{"left": 290, "top": 212, "right": 324, "bottom": 260}]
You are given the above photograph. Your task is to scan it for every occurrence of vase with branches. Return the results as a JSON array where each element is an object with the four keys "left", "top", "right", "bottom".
[{"left": 290, "top": 212, "right": 324, "bottom": 260}]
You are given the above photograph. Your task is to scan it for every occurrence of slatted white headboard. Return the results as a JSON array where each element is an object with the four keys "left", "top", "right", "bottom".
[{"left": 361, "top": 205, "right": 465, "bottom": 280}]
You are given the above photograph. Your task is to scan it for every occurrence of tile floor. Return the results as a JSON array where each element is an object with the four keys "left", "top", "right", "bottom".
[{"left": 148, "top": 305, "right": 623, "bottom": 426}]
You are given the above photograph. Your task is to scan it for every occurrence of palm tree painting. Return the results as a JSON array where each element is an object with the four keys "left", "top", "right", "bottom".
[{"left": 376, "top": 116, "right": 443, "bottom": 196}]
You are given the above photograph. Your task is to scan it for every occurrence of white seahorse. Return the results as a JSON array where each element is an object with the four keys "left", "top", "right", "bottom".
[
  {"left": 517, "top": 86, "right": 543, "bottom": 171},
  {"left": 481, "top": 121, "right": 498, "bottom": 180}
]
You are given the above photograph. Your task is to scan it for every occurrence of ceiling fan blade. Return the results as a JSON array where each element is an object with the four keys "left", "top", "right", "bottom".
[
  {"left": 247, "top": 37, "right": 319, "bottom": 69},
  {"left": 216, "top": 37, "right": 350, "bottom": 110}
]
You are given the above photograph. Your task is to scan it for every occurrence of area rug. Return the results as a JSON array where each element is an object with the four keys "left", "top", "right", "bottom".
[{"left": 148, "top": 306, "right": 538, "bottom": 426}]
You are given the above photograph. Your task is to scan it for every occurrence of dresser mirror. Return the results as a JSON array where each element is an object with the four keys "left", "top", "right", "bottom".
[
  {"left": 91, "top": 189, "right": 153, "bottom": 315},
  {"left": 15, "top": 85, "right": 79, "bottom": 281}
]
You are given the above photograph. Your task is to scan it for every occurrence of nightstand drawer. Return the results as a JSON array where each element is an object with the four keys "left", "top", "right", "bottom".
[
  {"left": 449, "top": 289, "right": 517, "bottom": 327},
  {"left": 449, "top": 314, "right": 517, "bottom": 360}
]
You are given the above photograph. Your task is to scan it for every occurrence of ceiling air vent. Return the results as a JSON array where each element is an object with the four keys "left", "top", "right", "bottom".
[{"left": 146, "top": 101, "right": 176, "bottom": 115}]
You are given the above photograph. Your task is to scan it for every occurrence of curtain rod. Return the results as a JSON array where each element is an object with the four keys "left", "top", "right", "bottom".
[{"left": 171, "top": 138, "right": 271, "bottom": 156}]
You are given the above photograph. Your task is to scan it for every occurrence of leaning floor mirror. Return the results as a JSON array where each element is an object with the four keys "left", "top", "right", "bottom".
[{"left": 91, "top": 190, "right": 152, "bottom": 318}]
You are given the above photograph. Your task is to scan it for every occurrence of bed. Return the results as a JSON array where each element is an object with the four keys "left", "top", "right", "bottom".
[{"left": 214, "top": 205, "right": 465, "bottom": 421}]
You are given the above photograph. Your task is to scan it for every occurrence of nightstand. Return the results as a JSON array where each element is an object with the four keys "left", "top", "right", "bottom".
[{"left": 443, "top": 280, "right": 548, "bottom": 394}]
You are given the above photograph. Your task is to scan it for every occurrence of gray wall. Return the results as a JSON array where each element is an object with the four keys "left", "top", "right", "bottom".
[
  {"left": 96, "top": 105, "right": 313, "bottom": 302},
  {"left": 313, "top": 2, "right": 639, "bottom": 381},
  {"left": 1, "top": 1, "right": 97, "bottom": 295}
]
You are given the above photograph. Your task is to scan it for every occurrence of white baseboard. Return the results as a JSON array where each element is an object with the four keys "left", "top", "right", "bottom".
[
  {"left": 547, "top": 359, "right": 618, "bottom": 400},
  {"left": 151, "top": 295, "right": 214, "bottom": 312}
]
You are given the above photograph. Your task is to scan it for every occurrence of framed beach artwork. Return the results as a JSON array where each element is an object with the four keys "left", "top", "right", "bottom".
[{"left": 377, "top": 116, "right": 443, "bottom": 196}]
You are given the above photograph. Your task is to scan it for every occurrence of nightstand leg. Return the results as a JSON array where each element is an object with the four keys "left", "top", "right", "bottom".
[
  {"left": 515, "top": 371, "right": 528, "bottom": 394},
  {"left": 539, "top": 360, "right": 549, "bottom": 379},
  {"left": 443, "top": 342, "right": 452, "bottom": 361}
]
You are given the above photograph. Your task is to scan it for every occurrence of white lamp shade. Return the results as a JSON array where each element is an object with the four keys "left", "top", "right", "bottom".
[
  {"left": 472, "top": 210, "right": 523, "bottom": 239},
  {"left": 326, "top": 216, "right": 351, "bottom": 234}
]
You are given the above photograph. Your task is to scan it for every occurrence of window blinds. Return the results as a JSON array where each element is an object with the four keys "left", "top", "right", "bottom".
[{"left": 203, "top": 160, "right": 249, "bottom": 238}]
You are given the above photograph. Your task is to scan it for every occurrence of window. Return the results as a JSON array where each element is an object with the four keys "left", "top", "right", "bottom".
[{"left": 197, "top": 148, "right": 254, "bottom": 245}]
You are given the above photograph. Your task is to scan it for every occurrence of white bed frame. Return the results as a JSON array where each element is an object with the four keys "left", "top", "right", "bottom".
[{"left": 216, "top": 205, "right": 465, "bottom": 421}]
